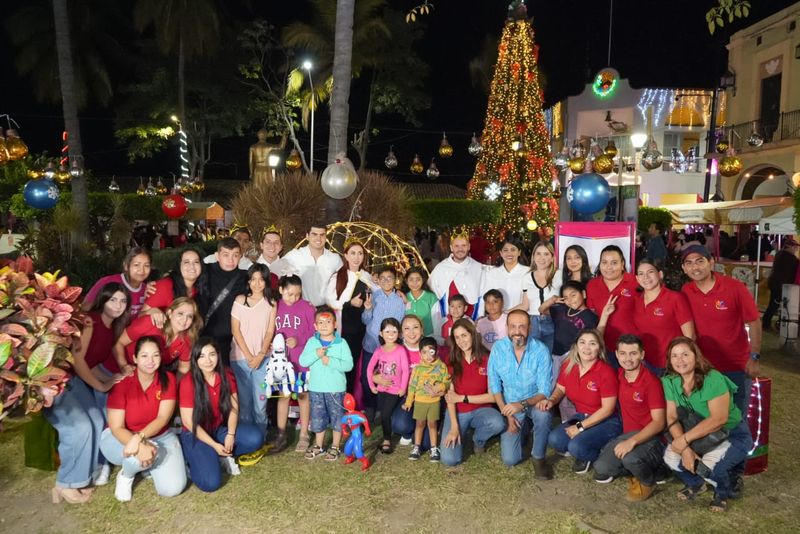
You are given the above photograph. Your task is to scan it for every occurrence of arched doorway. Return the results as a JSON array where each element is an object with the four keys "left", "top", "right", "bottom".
[{"left": 735, "top": 165, "right": 788, "bottom": 199}]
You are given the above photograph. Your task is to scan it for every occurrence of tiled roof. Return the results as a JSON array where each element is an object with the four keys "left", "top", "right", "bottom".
[{"left": 399, "top": 182, "right": 467, "bottom": 200}]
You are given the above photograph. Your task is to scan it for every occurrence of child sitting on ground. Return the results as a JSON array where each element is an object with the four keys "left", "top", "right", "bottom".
[
  {"left": 475, "top": 289, "right": 507, "bottom": 350},
  {"left": 403, "top": 337, "right": 450, "bottom": 462}
]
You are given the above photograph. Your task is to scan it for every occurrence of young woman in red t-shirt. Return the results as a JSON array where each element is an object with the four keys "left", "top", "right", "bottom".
[{"left": 140, "top": 248, "right": 206, "bottom": 318}]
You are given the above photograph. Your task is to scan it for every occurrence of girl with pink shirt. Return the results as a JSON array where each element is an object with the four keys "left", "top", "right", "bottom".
[{"left": 367, "top": 318, "right": 410, "bottom": 454}]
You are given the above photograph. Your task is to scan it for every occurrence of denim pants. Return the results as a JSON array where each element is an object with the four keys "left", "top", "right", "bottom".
[
  {"left": 593, "top": 431, "right": 666, "bottom": 486},
  {"left": 530, "top": 315, "right": 555, "bottom": 354},
  {"left": 664, "top": 420, "right": 752, "bottom": 499},
  {"left": 179, "top": 424, "right": 262, "bottom": 492},
  {"left": 392, "top": 400, "right": 432, "bottom": 449},
  {"left": 44, "top": 378, "right": 105, "bottom": 488},
  {"left": 230, "top": 358, "right": 269, "bottom": 441},
  {"left": 440, "top": 407, "right": 506, "bottom": 466},
  {"left": 548, "top": 412, "right": 622, "bottom": 462},
  {"left": 722, "top": 370, "right": 751, "bottom": 418},
  {"left": 99, "top": 428, "right": 186, "bottom": 498},
  {"left": 500, "top": 406, "right": 553, "bottom": 465}
]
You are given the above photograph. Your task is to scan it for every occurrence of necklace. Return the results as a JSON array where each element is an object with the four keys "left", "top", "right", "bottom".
[{"left": 566, "top": 307, "right": 582, "bottom": 318}]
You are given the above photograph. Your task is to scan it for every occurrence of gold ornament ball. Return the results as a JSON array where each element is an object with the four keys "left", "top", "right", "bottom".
[
  {"left": 438, "top": 139, "right": 454, "bottom": 158},
  {"left": 0, "top": 139, "right": 8, "bottom": 165},
  {"left": 568, "top": 157, "right": 586, "bottom": 173},
  {"left": 27, "top": 168, "right": 43, "bottom": 180},
  {"left": 54, "top": 167, "right": 71, "bottom": 186},
  {"left": 604, "top": 140, "right": 618, "bottom": 158},
  {"left": 5, "top": 130, "right": 29, "bottom": 160},
  {"left": 286, "top": 149, "right": 302, "bottom": 170},
  {"left": 410, "top": 155, "right": 424, "bottom": 174},
  {"left": 156, "top": 183, "right": 169, "bottom": 195},
  {"left": 192, "top": 180, "right": 205, "bottom": 192},
  {"left": 593, "top": 154, "right": 614, "bottom": 174},
  {"left": 526, "top": 219, "right": 538, "bottom": 231},
  {"left": 718, "top": 155, "right": 743, "bottom": 177},
  {"left": 716, "top": 140, "right": 729, "bottom": 153},
  {"left": 552, "top": 186, "right": 562, "bottom": 199}
]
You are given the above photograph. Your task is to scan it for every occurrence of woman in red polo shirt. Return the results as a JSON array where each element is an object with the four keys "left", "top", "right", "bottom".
[
  {"left": 586, "top": 245, "right": 639, "bottom": 367},
  {"left": 110, "top": 297, "right": 202, "bottom": 377},
  {"left": 440, "top": 319, "right": 505, "bottom": 466},
  {"left": 179, "top": 337, "right": 262, "bottom": 492},
  {"left": 541, "top": 328, "right": 621, "bottom": 474},
  {"left": 632, "top": 258, "right": 695, "bottom": 375},
  {"left": 99, "top": 336, "right": 186, "bottom": 502},
  {"left": 141, "top": 248, "right": 206, "bottom": 318}
]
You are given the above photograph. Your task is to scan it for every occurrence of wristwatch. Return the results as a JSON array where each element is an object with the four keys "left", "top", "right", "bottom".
[
  {"left": 575, "top": 421, "right": 585, "bottom": 432},
  {"left": 750, "top": 352, "right": 761, "bottom": 361}
]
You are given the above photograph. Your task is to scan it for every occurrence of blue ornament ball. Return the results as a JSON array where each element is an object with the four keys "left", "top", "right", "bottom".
[
  {"left": 567, "top": 173, "right": 610, "bottom": 214},
  {"left": 23, "top": 178, "right": 60, "bottom": 210}
]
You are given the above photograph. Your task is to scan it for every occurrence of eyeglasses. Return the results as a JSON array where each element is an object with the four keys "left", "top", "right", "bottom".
[{"left": 378, "top": 276, "right": 395, "bottom": 282}]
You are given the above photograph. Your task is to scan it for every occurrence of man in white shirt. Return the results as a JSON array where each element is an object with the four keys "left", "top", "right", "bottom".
[
  {"left": 277, "top": 223, "right": 343, "bottom": 306},
  {"left": 204, "top": 227, "right": 254, "bottom": 270}
]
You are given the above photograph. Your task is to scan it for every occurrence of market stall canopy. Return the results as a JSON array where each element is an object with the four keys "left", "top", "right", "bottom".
[
  {"left": 662, "top": 200, "right": 747, "bottom": 225},
  {"left": 758, "top": 206, "right": 796, "bottom": 235},
  {"left": 185, "top": 201, "right": 224, "bottom": 221},
  {"left": 662, "top": 196, "right": 792, "bottom": 225}
]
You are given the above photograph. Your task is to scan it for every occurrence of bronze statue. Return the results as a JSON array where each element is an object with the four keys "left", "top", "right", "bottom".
[{"left": 249, "top": 129, "right": 287, "bottom": 183}]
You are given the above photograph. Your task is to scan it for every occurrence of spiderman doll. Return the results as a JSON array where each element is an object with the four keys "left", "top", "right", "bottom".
[{"left": 341, "top": 393, "right": 372, "bottom": 471}]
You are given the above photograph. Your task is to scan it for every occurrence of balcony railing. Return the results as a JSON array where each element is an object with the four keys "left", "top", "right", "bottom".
[{"left": 721, "top": 108, "right": 800, "bottom": 150}]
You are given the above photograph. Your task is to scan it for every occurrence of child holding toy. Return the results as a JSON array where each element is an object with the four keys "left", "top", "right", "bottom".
[
  {"left": 272, "top": 275, "right": 317, "bottom": 453},
  {"left": 403, "top": 337, "right": 450, "bottom": 462},
  {"left": 299, "top": 306, "right": 354, "bottom": 461},
  {"left": 366, "top": 318, "right": 410, "bottom": 454}
]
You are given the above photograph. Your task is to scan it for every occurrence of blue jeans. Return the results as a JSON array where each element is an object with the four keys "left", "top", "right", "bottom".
[
  {"left": 179, "top": 424, "right": 262, "bottom": 492},
  {"left": 440, "top": 407, "right": 506, "bottom": 466},
  {"left": 392, "top": 400, "right": 432, "bottom": 450},
  {"left": 722, "top": 371, "right": 751, "bottom": 418},
  {"left": 230, "top": 358, "right": 269, "bottom": 441},
  {"left": 500, "top": 406, "right": 552, "bottom": 465},
  {"left": 99, "top": 429, "right": 186, "bottom": 498},
  {"left": 530, "top": 315, "right": 554, "bottom": 354},
  {"left": 310, "top": 392, "right": 346, "bottom": 432},
  {"left": 44, "top": 378, "right": 105, "bottom": 488},
  {"left": 548, "top": 413, "right": 622, "bottom": 462}
]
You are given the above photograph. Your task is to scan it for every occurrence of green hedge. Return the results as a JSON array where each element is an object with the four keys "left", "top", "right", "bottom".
[
  {"left": 151, "top": 241, "right": 218, "bottom": 274},
  {"left": 10, "top": 192, "right": 164, "bottom": 222},
  {"left": 408, "top": 200, "right": 501, "bottom": 228},
  {"left": 637, "top": 207, "right": 672, "bottom": 233}
]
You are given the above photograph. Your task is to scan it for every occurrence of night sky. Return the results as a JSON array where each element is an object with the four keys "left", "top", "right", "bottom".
[{"left": 1, "top": 0, "right": 797, "bottom": 189}]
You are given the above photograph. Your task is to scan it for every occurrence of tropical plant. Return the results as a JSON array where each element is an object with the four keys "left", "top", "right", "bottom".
[{"left": 706, "top": 0, "right": 751, "bottom": 34}]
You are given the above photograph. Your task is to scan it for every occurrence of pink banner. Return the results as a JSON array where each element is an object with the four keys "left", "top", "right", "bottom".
[{"left": 555, "top": 222, "right": 637, "bottom": 271}]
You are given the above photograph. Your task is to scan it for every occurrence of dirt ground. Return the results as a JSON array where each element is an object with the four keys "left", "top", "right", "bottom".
[{"left": 2, "top": 332, "right": 799, "bottom": 534}]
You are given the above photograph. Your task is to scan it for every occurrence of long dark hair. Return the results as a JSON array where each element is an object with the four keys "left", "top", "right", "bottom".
[
  {"left": 562, "top": 244, "right": 593, "bottom": 286},
  {"left": 169, "top": 247, "right": 207, "bottom": 301},
  {"left": 245, "top": 263, "right": 274, "bottom": 304},
  {"left": 89, "top": 281, "right": 131, "bottom": 340},
  {"left": 335, "top": 241, "right": 368, "bottom": 298},
  {"left": 122, "top": 246, "right": 153, "bottom": 285},
  {"left": 594, "top": 244, "right": 627, "bottom": 278},
  {"left": 448, "top": 318, "right": 489, "bottom": 379},
  {"left": 134, "top": 335, "right": 169, "bottom": 390},
  {"left": 189, "top": 337, "right": 233, "bottom": 436}
]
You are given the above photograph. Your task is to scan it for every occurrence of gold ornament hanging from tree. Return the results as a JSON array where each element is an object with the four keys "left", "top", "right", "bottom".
[
  {"left": 438, "top": 133, "right": 453, "bottom": 158},
  {"left": 286, "top": 149, "right": 302, "bottom": 170},
  {"left": 593, "top": 154, "right": 614, "bottom": 174},
  {"left": 718, "top": 155, "right": 743, "bottom": 177},
  {"left": 568, "top": 157, "right": 586, "bottom": 173}
]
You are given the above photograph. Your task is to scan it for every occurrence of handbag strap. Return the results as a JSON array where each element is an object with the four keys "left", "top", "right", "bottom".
[{"left": 207, "top": 275, "right": 240, "bottom": 319}]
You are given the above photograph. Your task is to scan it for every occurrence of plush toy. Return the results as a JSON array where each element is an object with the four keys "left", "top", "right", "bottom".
[{"left": 264, "top": 333, "right": 296, "bottom": 396}]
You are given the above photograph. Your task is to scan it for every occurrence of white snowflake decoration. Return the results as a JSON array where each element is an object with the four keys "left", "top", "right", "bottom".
[{"left": 484, "top": 182, "right": 502, "bottom": 201}]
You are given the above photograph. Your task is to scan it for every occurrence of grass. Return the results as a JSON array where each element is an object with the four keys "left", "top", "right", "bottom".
[{"left": 2, "top": 332, "right": 800, "bottom": 533}]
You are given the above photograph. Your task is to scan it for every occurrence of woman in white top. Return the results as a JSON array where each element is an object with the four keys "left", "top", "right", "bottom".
[
  {"left": 480, "top": 235, "right": 529, "bottom": 311},
  {"left": 518, "top": 241, "right": 561, "bottom": 352}
]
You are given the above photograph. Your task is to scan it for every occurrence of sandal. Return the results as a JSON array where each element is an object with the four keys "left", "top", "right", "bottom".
[
  {"left": 325, "top": 446, "right": 341, "bottom": 461},
  {"left": 709, "top": 495, "right": 728, "bottom": 512},
  {"left": 295, "top": 434, "right": 311, "bottom": 453},
  {"left": 305, "top": 445, "right": 325, "bottom": 460},
  {"left": 677, "top": 484, "right": 707, "bottom": 501},
  {"left": 380, "top": 441, "right": 394, "bottom": 455}
]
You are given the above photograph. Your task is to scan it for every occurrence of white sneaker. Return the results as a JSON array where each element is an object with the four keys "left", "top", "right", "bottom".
[
  {"left": 221, "top": 456, "right": 241, "bottom": 476},
  {"left": 93, "top": 464, "right": 111, "bottom": 486},
  {"left": 114, "top": 472, "right": 135, "bottom": 502},
  {"left": 399, "top": 437, "right": 413, "bottom": 446}
]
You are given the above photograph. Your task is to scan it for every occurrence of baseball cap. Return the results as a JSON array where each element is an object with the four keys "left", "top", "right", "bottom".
[{"left": 681, "top": 244, "right": 711, "bottom": 263}]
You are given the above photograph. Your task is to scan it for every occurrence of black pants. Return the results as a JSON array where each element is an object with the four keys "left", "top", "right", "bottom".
[
  {"left": 376, "top": 392, "right": 402, "bottom": 439},
  {"left": 762, "top": 287, "right": 782, "bottom": 328}
]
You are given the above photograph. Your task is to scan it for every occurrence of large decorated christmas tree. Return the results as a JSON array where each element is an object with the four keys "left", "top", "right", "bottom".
[{"left": 468, "top": 1, "right": 558, "bottom": 236}]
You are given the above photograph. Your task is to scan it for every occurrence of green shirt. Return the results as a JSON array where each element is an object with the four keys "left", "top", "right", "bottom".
[
  {"left": 406, "top": 290, "right": 438, "bottom": 336},
  {"left": 661, "top": 370, "right": 742, "bottom": 431}
]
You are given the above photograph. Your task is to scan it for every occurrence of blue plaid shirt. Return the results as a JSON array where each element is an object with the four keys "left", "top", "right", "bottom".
[
  {"left": 488, "top": 336, "right": 552, "bottom": 403},
  {"left": 361, "top": 290, "right": 406, "bottom": 353}
]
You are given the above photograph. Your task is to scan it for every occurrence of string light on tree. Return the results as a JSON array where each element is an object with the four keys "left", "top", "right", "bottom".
[{"left": 170, "top": 115, "right": 190, "bottom": 184}]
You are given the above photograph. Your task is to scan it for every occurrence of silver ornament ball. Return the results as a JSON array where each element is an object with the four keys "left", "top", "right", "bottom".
[{"left": 321, "top": 160, "right": 358, "bottom": 199}]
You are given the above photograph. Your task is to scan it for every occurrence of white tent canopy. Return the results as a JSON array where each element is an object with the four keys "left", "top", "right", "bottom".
[{"left": 759, "top": 207, "right": 796, "bottom": 235}]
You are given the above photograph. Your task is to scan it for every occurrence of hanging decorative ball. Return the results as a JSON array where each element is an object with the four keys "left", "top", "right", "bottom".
[
  {"left": 43, "top": 162, "right": 57, "bottom": 180},
  {"left": 592, "top": 68, "right": 619, "bottom": 99},
  {"left": 26, "top": 168, "right": 43, "bottom": 180},
  {"left": 145, "top": 177, "right": 157, "bottom": 197},
  {"left": 54, "top": 164, "right": 71, "bottom": 186},
  {"left": 715, "top": 140, "right": 729, "bottom": 153},
  {"left": 180, "top": 179, "right": 193, "bottom": 195},
  {"left": 4, "top": 129, "right": 29, "bottom": 161},
  {"left": 136, "top": 178, "right": 146, "bottom": 196},
  {"left": 570, "top": 142, "right": 586, "bottom": 159},
  {"left": 593, "top": 154, "right": 614, "bottom": 174},
  {"left": 568, "top": 157, "right": 586, "bottom": 173},
  {"left": 155, "top": 177, "right": 168, "bottom": 195},
  {"left": 467, "top": 133, "right": 483, "bottom": 157},
  {"left": 747, "top": 132, "right": 764, "bottom": 147},
  {"left": 641, "top": 144, "right": 663, "bottom": 171},
  {"left": 23, "top": 178, "right": 60, "bottom": 209},
  {"left": 526, "top": 219, "right": 538, "bottom": 231},
  {"left": 426, "top": 159, "right": 440, "bottom": 180},
  {"left": 286, "top": 148, "right": 302, "bottom": 170},
  {"left": 384, "top": 146, "right": 398, "bottom": 169},
  {"left": 192, "top": 179, "right": 205, "bottom": 193},
  {"left": 567, "top": 172, "right": 610, "bottom": 214},
  {"left": 552, "top": 185, "right": 562, "bottom": 200},
  {"left": 553, "top": 152, "right": 569, "bottom": 171},
  {"left": 321, "top": 153, "right": 358, "bottom": 199},
  {"left": 718, "top": 155, "right": 743, "bottom": 177},
  {"left": 162, "top": 193, "right": 188, "bottom": 219},
  {"left": 108, "top": 176, "right": 120, "bottom": 193},
  {"left": 484, "top": 182, "right": 502, "bottom": 201},
  {"left": 410, "top": 154, "right": 424, "bottom": 174},
  {"left": 604, "top": 140, "right": 618, "bottom": 158},
  {"left": 438, "top": 133, "right": 453, "bottom": 158},
  {"left": 0, "top": 133, "right": 8, "bottom": 165},
  {"left": 68, "top": 161, "right": 84, "bottom": 179}
]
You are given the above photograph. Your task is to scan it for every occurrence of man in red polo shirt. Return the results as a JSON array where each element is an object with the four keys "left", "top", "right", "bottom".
[
  {"left": 593, "top": 335, "right": 667, "bottom": 502},
  {"left": 680, "top": 245, "right": 761, "bottom": 415}
]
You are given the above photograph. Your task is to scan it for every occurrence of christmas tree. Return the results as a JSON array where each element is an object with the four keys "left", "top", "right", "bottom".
[{"left": 468, "top": 1, "right": 558, "bottom": 236}]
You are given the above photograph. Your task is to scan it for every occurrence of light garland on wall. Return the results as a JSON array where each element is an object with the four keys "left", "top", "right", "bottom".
[{"left": 636, "top": 89, "right": 674, "bottom": 128}]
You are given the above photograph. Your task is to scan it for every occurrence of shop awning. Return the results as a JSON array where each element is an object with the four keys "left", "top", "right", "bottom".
[
  {"left": 662, "top": 196, "right": 792, "bottom": 225},
  {"left": 758, "top": 206, "right": 796, "bottom": 235}
]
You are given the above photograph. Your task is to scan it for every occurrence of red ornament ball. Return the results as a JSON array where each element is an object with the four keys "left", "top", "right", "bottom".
[{"left": 162, "top": 193, "right": 188, "bottom": 219}]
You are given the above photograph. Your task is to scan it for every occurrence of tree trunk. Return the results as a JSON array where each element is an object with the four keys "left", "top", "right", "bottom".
[
  {"left": 355, "top": 70, "right": 377, "bottom": 171},
  {"left": 328, "top": 0, "right": 355, "bottom": 163},
  {"left": 52, "top": 0, "right": 88, "bottom": 241}
]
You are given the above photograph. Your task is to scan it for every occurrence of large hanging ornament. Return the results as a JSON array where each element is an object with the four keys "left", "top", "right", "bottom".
[
  {"left": 54, "top": 164, "right": 71, "bottom": 186},
  {"left": 286, "top": 148, "right": 302, "bottom": 170},
  {"left": 0, "top": 131, "right": 8, "bottom": 165},
  {"left": 108, "top": 176, "right": 120, "bottom": 193},
  {"left": 162, "top": 193, "right": 188, "bottom": 218},
  {"left": 4, "top": 129, "right": 29, "bottom": 160},
  {"left": 155, "top": 177, "right": 168, "bottom": 195},
  {"left": 426, "top": 158, "right": 440, "bottom": 179},
  {"left": 180, "top": 179, "right": 193, "bottom": 195},
  {"left": 438, "top": 133, "right": 453, "bottom": 158},
  {"left": 604, "top": 140, "right": 618, "bottom": 158},
  {"left": 719, "top": 152, "right": 743, "bottom": 177},
  {"left": 145, "top": 177, "right": 157, "bottom": 197},
  {"left": 641, "top": 139, "right": 663, "bottom": 170},
  {"left": 484, "top": 182, "right": 502, "bottom": 201},
  {"left": 715, "top": 140, "right": 729, "bottom": 153},
  {"left": 568, "top": 157, "right": 586, "bottom": 173},
  {"left": 320, "top": 153, "right": 358, "bottom": 199},
  {"left": 468, "top": 133, "right": 483, "bottom": 156},
  {"left": 384, "top": 146, "right": 398, "bottom": 169},
  {"left": 192, "top": 178, "right": 206, "bottom": 193},
  {"left": 410, "top": 154, "right": 424, "bottom": 174},
  {"left": 567, "top": 173, "right": 610, "bottom": 214},
  {"left": 23, "top": 178, "right": 60, "bottom": 209},
  {"left": 747, "top": 132, "right": 764, "bottom": 147},
  {"left": 593, "top": 154, "right": 614, "bottom": 174},
  {"left": 671, "top": 148, "right": 687, "bottom": 174},
  {"left": 592, "top": 68, "right": 619, "bottom": 99}
]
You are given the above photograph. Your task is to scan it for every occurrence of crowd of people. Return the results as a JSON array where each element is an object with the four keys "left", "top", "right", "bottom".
[{"left": 43, "top": 222, "right": 763, "bottom": 514}]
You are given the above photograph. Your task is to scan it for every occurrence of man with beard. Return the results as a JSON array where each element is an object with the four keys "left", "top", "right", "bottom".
[{"left": 487, "top": 310, "right": 553, "bottom": 479}]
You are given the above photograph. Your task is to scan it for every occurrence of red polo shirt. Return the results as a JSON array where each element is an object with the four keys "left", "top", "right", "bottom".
[
  {"left": 448, "top": 355, "right": 495, "bottom": 414},
  {"left": 144, "top": 278, "right": 198, "bottom": 310},
  {"left": 107, "top": 372, "right": 177, "bottom": 436},
  {"left": 586, "top": 273, "right": 639, "bottom": 351},
  {"left": 179, "top": 370, "right": 238, "bottom": 432},
  {"left": 618, "top": 366, "right": 665, "bottom": 434},
  {"left": 632, "top": 288, "right": 694, "bottom": 369},
  {"left": 681, "top": 274, "right": 758, "bottom": 372},
  {"left": 84, "top": 312, "right": 115, "bottom": 370},
  {"left": 558, "top": 359, "right": 618, "bottom": 414},
  {"left": 121, "top": 316, "right": 192, "bottom": 368}
]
